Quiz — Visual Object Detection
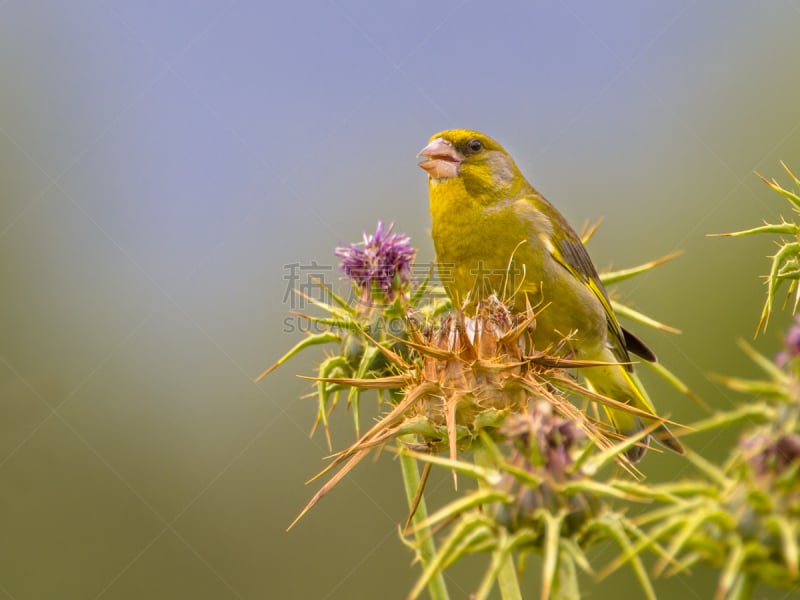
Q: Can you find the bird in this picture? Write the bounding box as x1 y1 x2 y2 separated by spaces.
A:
417 129 683 461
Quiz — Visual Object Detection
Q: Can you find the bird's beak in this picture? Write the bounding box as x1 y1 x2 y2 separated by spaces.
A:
417 138 463 180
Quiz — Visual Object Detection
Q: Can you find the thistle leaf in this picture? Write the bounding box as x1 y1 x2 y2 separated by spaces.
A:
709 222 800 237
765 515 800 578
715 538 745 600
596 517 657 600
599 251 682 286
408 517 493 600
540 510 567 600
255 331 341 381
756 172 800 211
611 300 680 334
642 360 707 410
402 450 498 487
759 241 800 333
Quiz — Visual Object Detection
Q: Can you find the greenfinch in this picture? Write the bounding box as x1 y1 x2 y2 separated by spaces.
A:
417 129 683 461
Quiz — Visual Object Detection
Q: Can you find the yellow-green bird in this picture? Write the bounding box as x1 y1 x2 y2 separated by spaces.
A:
417 129 683 461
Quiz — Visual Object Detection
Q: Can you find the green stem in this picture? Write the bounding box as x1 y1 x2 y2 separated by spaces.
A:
728 573 756 600
553 550 579 600
496 554 523 600
473 441 524 600
398 441 450 600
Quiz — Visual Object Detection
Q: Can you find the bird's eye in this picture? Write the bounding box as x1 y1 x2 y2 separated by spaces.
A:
468 139 482 153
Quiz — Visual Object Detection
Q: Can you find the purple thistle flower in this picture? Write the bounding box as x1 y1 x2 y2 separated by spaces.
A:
335 221 416 304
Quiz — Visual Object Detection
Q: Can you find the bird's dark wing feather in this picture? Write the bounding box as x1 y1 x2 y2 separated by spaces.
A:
622 327 657 362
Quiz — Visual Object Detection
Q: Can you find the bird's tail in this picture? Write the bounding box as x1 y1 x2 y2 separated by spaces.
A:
584 360 684 462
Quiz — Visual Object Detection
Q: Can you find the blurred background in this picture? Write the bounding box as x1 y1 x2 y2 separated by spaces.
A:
1 1 800 598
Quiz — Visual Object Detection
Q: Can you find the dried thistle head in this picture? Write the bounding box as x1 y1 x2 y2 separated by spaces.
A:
409 297 532 450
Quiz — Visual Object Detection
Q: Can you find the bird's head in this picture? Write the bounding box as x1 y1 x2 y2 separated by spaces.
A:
417 129 523 196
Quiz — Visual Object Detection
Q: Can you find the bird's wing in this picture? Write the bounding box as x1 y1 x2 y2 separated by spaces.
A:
527 194 633 366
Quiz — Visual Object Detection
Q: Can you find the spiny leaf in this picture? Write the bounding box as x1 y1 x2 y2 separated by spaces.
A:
611 300 681 334
408 517 494 600
293 287 355 317
715 538 745 600
578 420 657 476
495 460 543 490
612 480 696 503
709 221 800 237
765 515 800 578
290 382 440 528
287 444 373 531
255 331 341 381
780 160 800 187
683 449 731 488
655 508 734 576
599 251 682 286
553 376 684 426
409 490 509 536
759 241 800 333
737 339 792 384
756 171 800 211
580 217 604 245
290 312 360 331
403 460 432 534
402 449 499 487
304 276 358 314
594 517 657 600
540 509 567 600
708 375 785 398
409 262 435 307
559 479 652 502
632 497 706 528
642 360 708 410
474 530 522 600
313 355 351 449
299 373 411 389
559 538 593 576
685 404 774 436
349 344 381 436
598 511 683 578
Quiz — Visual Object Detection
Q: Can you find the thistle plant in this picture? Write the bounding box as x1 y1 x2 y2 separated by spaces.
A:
631 166 800 599
261 220 703 598
711 161 800 334
628 326 800 600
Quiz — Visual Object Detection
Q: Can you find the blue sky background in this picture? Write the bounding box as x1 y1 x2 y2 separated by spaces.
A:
2 1 800 598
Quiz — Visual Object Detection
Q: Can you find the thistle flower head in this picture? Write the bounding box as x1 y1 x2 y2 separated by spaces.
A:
493 403 596 534
742 431 800 477
503 401 584 480
335 221 416 305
